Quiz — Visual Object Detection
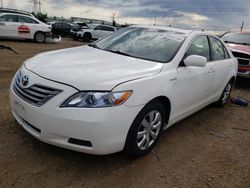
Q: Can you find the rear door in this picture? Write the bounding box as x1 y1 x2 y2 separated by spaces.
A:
92 25 103 39
100 26 115 37
0 14 19 38
17 15 39 39
209 36 233 95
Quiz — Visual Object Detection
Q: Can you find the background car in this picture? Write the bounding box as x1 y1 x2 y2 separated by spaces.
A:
51 21 78 37
0 9 51 43
75 24 116 41
70 21 88 39
221 32 250 78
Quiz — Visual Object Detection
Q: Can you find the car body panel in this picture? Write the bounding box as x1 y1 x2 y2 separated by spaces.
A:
25 45 164 90
0 13 51 40
10 26 238 155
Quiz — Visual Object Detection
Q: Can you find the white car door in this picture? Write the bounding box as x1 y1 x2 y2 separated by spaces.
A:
91 25 102 39
99 26 114 38
208 36 233 95
16 15 36 39
0 14 19 38
170 35 214 123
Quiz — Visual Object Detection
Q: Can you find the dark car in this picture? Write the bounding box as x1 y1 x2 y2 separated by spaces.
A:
51 22 77 37
221 32 250 78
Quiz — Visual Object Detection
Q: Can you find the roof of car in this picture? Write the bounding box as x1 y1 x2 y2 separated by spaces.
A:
0 8 33 17
130 25 194 35
224 31 250 35
0 12 34 18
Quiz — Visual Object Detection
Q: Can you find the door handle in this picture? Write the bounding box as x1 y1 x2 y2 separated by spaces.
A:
208 68 215 73
169 77 178 81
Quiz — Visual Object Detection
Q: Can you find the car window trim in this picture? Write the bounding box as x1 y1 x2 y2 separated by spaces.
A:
1 14 18 22
208 35 231 61
178 34 211 67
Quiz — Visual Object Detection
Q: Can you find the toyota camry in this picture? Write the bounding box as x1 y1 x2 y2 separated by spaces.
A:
10 26 238 157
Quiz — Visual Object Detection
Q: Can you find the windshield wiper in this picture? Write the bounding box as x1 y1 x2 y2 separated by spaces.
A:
108 50 134 57
88 43 100 49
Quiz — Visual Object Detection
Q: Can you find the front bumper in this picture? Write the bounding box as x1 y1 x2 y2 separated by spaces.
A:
9 69 142 155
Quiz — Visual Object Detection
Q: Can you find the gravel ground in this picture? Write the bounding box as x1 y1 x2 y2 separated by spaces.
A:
0 38 250 188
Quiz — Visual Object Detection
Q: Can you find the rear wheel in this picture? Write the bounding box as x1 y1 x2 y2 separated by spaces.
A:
34 32 46 43
215 80 233 107
124 100 166 157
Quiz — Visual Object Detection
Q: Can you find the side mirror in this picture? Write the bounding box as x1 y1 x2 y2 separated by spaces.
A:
184 55 207 67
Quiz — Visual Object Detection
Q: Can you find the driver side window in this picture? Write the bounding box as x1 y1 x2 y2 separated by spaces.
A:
185 35 210 61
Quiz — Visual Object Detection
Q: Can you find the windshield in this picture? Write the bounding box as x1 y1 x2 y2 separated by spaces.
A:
92 27 187 63
222 33 250 45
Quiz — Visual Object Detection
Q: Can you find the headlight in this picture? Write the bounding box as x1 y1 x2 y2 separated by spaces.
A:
61 91 132 108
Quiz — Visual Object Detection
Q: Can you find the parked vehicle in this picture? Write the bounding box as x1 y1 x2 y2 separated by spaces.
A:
75 24 116 41
70 22 88 39
10 26 237 157
221 32 250 78
51 21 77 37
0 9 51 43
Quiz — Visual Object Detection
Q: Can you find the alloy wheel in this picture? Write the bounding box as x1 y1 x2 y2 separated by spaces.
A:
222 82 232 104
137 110 162 150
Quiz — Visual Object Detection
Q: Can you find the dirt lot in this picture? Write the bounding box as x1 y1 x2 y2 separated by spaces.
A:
0 38 250 188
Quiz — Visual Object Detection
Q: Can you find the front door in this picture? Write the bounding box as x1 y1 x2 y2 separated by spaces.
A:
170 35 214 123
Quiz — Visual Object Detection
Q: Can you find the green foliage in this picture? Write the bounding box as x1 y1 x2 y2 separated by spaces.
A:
32 12 48 23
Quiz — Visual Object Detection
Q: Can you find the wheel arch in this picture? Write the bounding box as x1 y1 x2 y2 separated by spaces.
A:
83 32 92 38
148 96 171 124
33 30 45 37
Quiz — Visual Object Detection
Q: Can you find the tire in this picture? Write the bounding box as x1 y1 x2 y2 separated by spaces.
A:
82 33 92 42
215 79 234 107
34 32 46 43
124 100 166 157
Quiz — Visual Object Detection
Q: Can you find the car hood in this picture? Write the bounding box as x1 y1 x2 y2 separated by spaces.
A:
227 43 250 54
25 46 163 90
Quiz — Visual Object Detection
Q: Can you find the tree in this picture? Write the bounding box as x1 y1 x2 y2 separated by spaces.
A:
112 20 116 27
32 12 48 23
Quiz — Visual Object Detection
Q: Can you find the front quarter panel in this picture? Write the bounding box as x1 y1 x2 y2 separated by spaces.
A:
113 63 176 108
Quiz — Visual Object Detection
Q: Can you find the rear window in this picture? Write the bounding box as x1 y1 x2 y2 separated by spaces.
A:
94 27 188 63
18 15 38 24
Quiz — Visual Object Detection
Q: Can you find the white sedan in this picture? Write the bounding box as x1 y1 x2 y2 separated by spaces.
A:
9 26 237 157
0 12 51 43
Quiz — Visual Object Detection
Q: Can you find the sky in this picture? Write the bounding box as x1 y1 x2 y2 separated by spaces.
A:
7 0 250 31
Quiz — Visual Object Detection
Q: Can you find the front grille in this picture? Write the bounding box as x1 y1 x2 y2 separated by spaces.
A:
232 51 250 66
13 72 62 107
238 58 250 66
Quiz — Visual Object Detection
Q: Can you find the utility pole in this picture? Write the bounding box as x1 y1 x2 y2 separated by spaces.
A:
240 21 244 31
154 16 156 26
32 0 41 13
111 12 116 26
38 0 41 13
0 0 3 8
8 0 17 9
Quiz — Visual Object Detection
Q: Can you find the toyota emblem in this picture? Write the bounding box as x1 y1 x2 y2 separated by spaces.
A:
21 75 29 87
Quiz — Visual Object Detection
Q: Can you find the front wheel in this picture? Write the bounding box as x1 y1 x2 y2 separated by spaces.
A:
215 80 233 107
34 32 46 43
124 100 166 157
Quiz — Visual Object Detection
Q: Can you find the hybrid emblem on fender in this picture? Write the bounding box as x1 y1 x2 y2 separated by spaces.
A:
21 75 29 87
